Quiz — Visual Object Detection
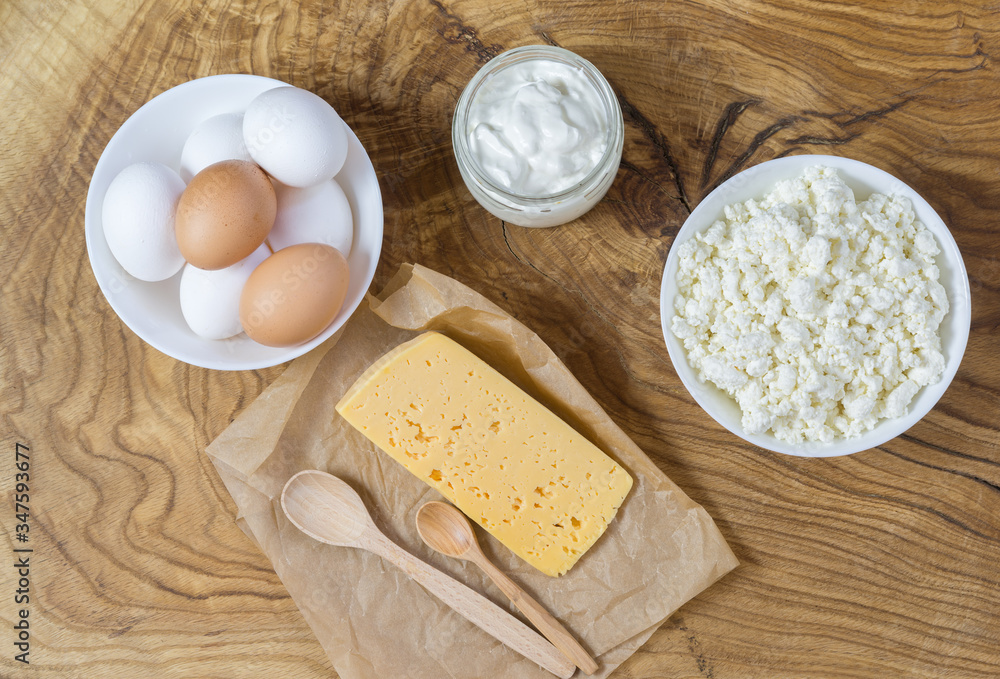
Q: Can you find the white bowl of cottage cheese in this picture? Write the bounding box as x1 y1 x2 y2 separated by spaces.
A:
660 155 971 457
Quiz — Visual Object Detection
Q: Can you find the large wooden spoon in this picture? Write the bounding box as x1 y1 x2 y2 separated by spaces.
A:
415 501 599 675
280 470 575 679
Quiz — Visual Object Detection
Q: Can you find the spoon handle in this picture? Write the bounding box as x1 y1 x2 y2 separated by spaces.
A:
474 555 599 675
363 533 576 679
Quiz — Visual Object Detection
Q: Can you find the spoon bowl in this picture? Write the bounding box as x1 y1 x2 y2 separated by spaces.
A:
281 470 372 546
415 500 478 559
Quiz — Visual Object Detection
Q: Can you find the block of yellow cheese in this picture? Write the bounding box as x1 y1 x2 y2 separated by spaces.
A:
335 331 633 577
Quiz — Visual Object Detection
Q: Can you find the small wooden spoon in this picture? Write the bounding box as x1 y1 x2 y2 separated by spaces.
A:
416 501 599 675
280 470 575 679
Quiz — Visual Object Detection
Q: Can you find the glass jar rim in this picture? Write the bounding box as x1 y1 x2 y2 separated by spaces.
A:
452 44 624 204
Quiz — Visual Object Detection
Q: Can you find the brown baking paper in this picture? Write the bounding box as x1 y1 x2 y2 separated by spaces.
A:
206 263 738 679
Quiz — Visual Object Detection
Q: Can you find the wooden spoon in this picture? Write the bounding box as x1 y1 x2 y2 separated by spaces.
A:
280 470 575 679
416 501 599 675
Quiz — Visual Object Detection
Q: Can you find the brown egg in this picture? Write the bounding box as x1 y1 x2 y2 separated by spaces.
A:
175 159 276 270
239 243 351 347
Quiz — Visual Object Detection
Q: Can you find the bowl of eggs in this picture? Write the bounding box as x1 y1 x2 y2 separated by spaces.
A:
85 74 383 370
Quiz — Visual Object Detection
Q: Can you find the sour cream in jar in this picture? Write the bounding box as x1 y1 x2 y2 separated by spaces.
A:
453 45 624 227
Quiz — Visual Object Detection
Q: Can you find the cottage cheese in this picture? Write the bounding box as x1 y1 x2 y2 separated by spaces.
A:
671 166 949 443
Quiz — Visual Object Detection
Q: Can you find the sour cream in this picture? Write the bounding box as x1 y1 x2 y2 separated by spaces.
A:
466 59 609 196
453 45 623 227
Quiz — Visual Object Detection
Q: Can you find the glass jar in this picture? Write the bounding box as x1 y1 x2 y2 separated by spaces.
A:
452 45 624 228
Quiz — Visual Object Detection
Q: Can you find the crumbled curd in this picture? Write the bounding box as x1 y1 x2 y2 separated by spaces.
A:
671 166 949 443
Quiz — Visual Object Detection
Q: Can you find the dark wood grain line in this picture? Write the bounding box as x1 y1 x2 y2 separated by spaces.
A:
880 448 1000 493
881 447 1000 499
618 158 687 204
671 618 717 678
761 450 1000 544
715 538 1000 640
720 579 999 657
899 432 1000 469
677 603 1000 678
709 114 803 192
931 44 989 74
873 448 1000 542
773 146 801 159
536 30 692 214
536 30 558 48
705 96 916 192
429 0 503 63
785 133 861 146
617 95 693 213
804 97 913 128
500 222 559 287
927 390 1000 438
727 497 1000 590
701 99 761 189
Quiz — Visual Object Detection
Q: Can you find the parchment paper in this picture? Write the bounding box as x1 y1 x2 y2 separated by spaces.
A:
206 263 738 679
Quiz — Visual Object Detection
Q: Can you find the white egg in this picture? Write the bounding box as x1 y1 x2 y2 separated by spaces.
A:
267 179 354 256
102 162 186 282
179 113 253 182
243 86 348 188
179 244 270 340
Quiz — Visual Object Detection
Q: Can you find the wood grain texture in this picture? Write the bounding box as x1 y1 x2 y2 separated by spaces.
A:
1 0 998 677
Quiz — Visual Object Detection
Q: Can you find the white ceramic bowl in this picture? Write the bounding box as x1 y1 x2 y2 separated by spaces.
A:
659 155 971 457
85 74 383 370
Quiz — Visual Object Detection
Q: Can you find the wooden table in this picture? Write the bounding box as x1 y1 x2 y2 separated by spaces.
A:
3 1 998 676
